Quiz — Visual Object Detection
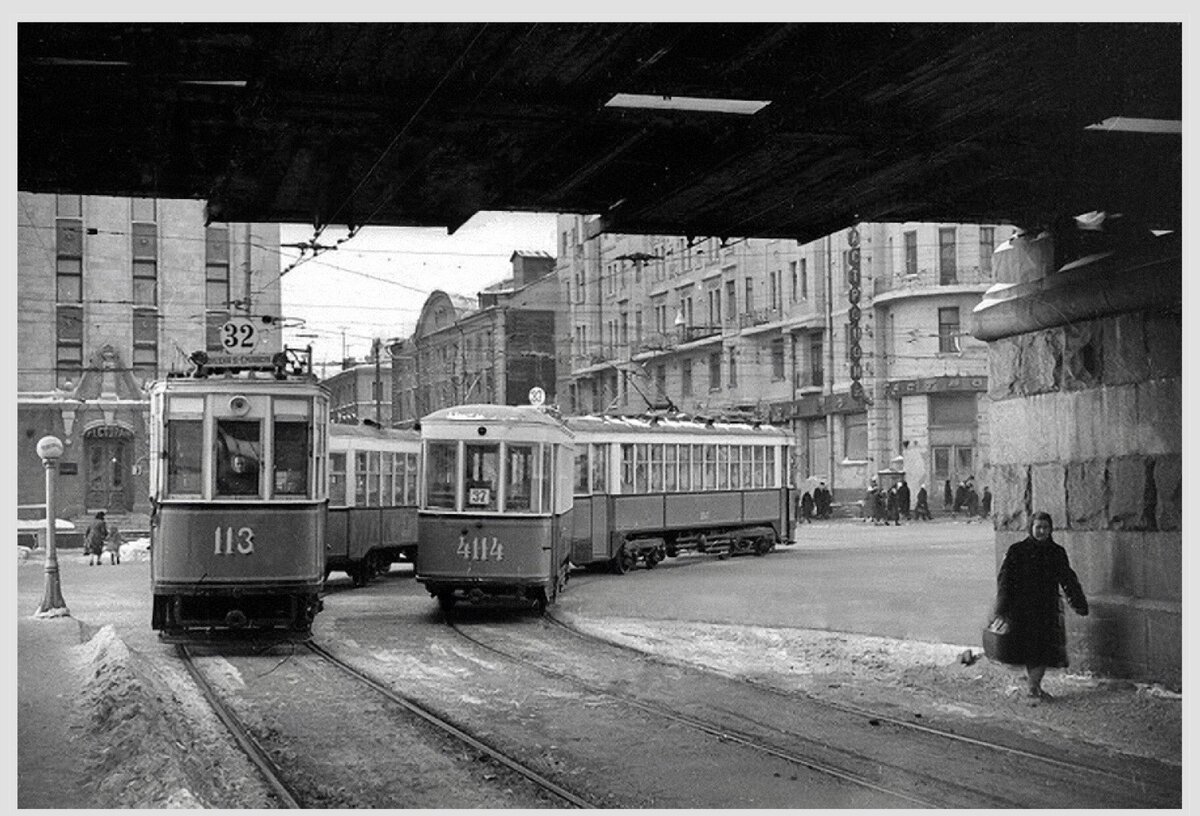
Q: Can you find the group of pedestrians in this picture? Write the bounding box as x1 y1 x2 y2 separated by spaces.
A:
795 482 832 524
944 477 992 521
83 510 122 566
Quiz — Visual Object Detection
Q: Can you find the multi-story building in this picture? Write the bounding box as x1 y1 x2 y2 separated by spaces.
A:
17 192 282 521
389 251 560 424
556 215 1015 504
324 356 393 426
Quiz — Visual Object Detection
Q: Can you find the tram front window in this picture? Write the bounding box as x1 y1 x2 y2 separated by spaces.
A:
425 442 457 509
505 444 534 511
216 420 262 496
464 442 499 511
273 421 310 496
166 420 202 495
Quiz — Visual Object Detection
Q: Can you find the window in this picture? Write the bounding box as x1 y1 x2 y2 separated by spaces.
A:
56 305 83 383
652 294 667 334
574 450 589 494
505 444 535 511
745 277 754 312
938 307 961 353
904 231 918 276
771 338 785 380
206 226 231 350
800 258 808 300
634 443 649 493
650 444 665 492
132 309 158 382
330 453 347 505
425 442 458 509
805 420 828 479
166 420 203 496
215 419 261 497
809 336 824 387
591 444 608 493
980 227 995 275
844 412 868 460
665 444 678 491
728 347 738 387
681 359 693 397
929 393 977 427
769 269 780 309
56 218 83 303
939 227 957 284
273 421 310 496
404 452 419 505
789 260 799 303
708 351 721 391
725 278 737 320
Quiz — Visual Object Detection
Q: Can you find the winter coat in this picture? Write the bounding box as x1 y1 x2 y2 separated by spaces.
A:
897 482 911 514
84 520 107 556
993 536 1089 667
800 492 814 518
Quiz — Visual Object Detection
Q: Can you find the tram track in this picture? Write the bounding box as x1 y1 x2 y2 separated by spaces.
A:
176 640 596 808
544 613 1181 807
447 615 1178 809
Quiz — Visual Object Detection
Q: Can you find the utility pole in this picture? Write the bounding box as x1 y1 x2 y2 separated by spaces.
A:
373 337 382 425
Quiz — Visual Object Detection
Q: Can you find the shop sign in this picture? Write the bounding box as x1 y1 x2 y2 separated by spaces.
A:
884 376 987 396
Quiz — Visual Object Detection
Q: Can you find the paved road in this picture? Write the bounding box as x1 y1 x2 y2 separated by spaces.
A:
556 517 1001 646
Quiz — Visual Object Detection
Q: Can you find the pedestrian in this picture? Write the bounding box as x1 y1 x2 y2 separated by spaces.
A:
897 479 911 521
914 483 932 520
104 523 122 565
873 485 887 525
943 479 953 511
981 486 993 519
953 481 966 516
815 482 830 519
800 490 814 524
84 511 108 566
991 511 1089 701
966 483 980 520
886 484 901 525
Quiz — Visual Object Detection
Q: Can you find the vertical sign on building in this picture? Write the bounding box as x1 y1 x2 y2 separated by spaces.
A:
846 226 867 403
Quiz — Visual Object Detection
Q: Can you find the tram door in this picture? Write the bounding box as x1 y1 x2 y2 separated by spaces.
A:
85 429 132 511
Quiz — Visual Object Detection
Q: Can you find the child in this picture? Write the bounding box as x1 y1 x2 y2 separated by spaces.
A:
103 523 122 565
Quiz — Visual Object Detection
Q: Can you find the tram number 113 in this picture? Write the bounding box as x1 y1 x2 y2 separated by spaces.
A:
457 535 503 562
214 526 256 555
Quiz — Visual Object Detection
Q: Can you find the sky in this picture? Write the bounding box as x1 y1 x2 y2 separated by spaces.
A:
277 211 558 379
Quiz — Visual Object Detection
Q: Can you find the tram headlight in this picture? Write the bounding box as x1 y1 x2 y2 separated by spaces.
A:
229 395 251 415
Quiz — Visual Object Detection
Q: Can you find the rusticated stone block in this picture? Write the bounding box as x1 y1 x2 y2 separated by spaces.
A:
1071 599 1148 678
990 464 1029 531
1107 532 1145 597
1139 531 1182 602
1137 378 1182 456
1066 460 1107 530
1146 606 1182 690
1019 328 1063 395
1106 456 1151 531
1153 454 1181 532
1030 462 1065 523
987 337 1021 401
1062 321 1104 391
1143 308 1181 381
1102 312 1149 386
1054 530 1109 598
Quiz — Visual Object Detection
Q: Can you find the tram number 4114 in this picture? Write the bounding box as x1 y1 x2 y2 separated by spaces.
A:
214 526 256 555
457 535 503 562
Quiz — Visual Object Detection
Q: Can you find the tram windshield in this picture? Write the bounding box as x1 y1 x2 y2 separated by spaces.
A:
273 421 309 495
216 420 261 496
166 420 203 495
423 439 550 512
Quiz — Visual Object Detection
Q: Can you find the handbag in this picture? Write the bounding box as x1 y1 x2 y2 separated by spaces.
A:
981 615 1020 664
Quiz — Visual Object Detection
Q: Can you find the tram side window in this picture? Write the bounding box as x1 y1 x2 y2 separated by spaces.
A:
717 445 730 490
541 444 553 512
690 444 703 491
425 442 457 509
665 444 678 492
741 445 753 489
330 453 347 505
273 421 310 496
766 446 776 488
620 444 635 493
355 452 368 507
166 420 202 495
391 453 404 505
465 442 499 511
703 444 717 490
573 450 589 495
730 445 742 489
405 452 419 505
634 443 649 493
591 444 608 493
505 444 534 512
678 444 692 491
216 420 262 496
650 443 664 492
368 451 381 507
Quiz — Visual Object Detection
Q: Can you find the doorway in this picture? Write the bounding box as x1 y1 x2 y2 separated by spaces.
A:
85 431 132 511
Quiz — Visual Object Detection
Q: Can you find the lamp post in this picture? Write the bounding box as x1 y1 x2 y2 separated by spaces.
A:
33 435 70 619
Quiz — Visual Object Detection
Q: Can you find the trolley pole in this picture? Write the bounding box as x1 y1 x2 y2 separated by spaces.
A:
33 435 70 619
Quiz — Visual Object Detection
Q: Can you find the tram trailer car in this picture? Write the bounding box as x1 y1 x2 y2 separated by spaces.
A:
564 414 795 572
326 424 420 586
148 354 330 638
416 404 575 612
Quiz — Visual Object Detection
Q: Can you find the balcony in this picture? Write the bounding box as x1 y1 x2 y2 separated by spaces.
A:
873 266 993 298
738 306 783 331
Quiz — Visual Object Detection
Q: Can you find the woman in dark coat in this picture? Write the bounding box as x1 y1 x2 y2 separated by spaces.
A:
992 511 1089 699
84 511 108 567
799 491 814 523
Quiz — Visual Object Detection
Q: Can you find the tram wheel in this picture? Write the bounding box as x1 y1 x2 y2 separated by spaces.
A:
612 546 637 575
753 536 770 556
351 563 370 587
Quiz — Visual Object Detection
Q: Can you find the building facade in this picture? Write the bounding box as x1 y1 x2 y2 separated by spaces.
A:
389 251 560 424
556 215 1015 504
17 192 282 521
324 357 393 426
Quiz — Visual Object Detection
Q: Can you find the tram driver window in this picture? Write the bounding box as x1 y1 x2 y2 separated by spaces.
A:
166 420 202 495
465 442 499 511
505 444 534 511
425 442 457 509
216 419 261 496
273 421 310 496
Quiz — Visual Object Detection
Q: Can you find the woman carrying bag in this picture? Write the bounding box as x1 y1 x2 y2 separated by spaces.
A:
987 511 1089 700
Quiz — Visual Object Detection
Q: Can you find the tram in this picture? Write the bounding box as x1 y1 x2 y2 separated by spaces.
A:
326 423 420 586
564 413 794 572
415 401 575 612
148 349 329 637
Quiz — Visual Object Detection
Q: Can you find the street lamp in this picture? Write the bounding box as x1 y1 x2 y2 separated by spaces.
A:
33 435 70 619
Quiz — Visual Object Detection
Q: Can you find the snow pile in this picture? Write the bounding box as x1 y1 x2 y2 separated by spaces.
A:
119 537 151 562
71 625 275 808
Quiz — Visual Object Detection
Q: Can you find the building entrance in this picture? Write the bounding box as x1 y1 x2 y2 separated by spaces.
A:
85 428 133 511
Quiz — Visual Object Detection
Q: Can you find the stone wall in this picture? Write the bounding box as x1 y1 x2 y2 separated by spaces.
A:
986 306 1181 687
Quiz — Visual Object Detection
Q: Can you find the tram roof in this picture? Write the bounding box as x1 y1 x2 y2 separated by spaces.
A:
420 404 574 436
329 423 420 442
564 414 792 439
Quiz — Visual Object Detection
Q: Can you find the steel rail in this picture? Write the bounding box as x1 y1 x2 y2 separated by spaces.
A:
175 644 303 809
447 620 948 809
544 614 1180 807
303 641 596 809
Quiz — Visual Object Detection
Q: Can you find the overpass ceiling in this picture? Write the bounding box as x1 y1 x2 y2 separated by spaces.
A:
18 23 1182 241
